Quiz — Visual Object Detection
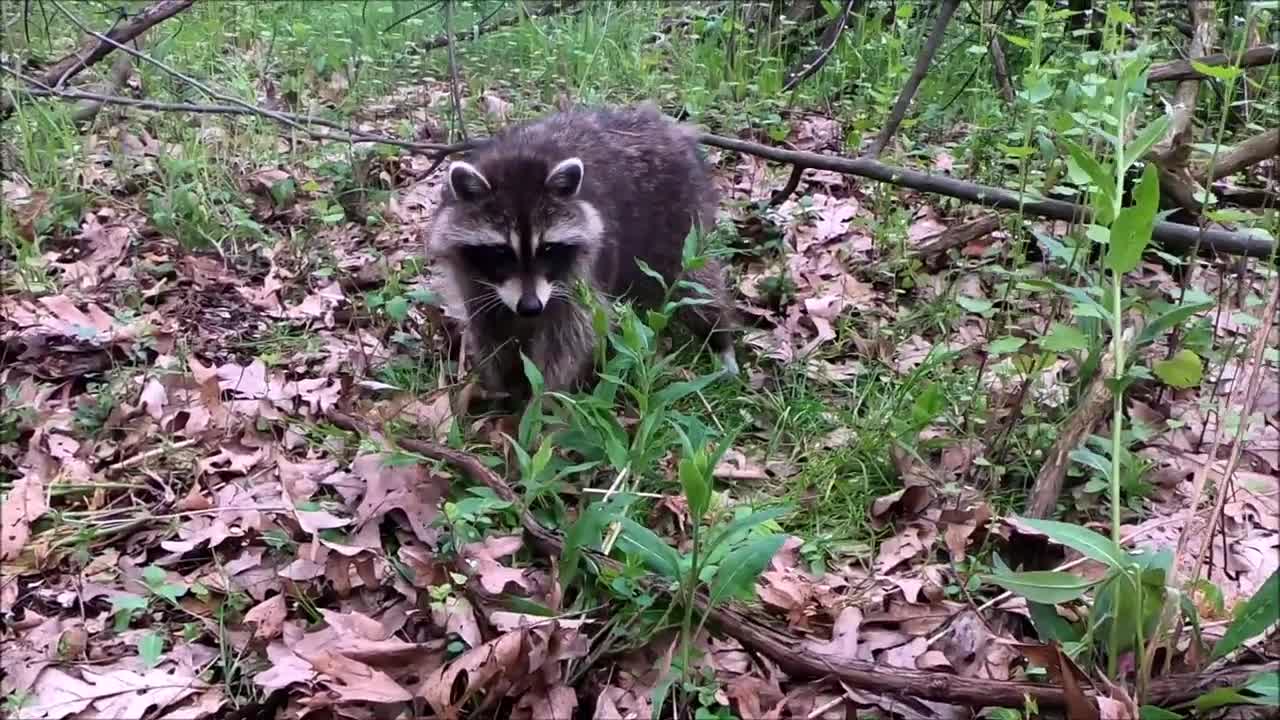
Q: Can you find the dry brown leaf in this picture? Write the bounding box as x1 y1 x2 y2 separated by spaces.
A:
514 684 578 720
1 475 48 562
351 453 445 544
22 665 209 720
418 622 586 719
460 535 536 595
803 606 862 660
295 648 412 704
244 594 287 642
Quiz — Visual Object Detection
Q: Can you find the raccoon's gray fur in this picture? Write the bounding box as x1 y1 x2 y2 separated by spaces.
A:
426 103 737 408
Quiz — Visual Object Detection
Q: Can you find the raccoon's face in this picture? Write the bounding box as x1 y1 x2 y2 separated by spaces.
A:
435 155 603 318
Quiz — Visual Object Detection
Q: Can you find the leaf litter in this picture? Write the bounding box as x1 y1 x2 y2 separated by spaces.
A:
0 89 1276 720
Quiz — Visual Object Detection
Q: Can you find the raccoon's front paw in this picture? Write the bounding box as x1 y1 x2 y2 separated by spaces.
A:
718 347 740 377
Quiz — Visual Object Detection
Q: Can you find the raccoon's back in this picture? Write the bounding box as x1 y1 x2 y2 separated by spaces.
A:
498 105 719 298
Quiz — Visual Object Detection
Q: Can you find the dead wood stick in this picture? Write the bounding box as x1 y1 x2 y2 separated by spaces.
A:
768 164 806 207
911 214 1002 262
781 0 863 92
1151 1 1218 217
1148 44 1278 82
1160 2 1217 160
443 0 467 142
697 133 1277 259
1197 127 1280 184
421 0 580 51
866 0 960 157
0 0 193 121
988 34 1015 105
1025 336 1124 519
322 411 1268 710
0 68 461 155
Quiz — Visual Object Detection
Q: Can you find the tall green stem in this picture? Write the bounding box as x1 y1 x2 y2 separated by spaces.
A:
1108 72 1128 548
1109 272 1124 546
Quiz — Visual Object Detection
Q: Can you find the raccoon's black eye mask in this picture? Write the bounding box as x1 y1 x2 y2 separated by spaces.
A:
459 245 517 273
537 242 575 262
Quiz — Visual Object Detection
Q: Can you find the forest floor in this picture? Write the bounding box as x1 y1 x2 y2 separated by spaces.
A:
2 2 1278 719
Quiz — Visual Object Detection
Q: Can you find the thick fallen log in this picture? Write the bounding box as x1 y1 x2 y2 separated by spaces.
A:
698 133 1276 259
0 0 194 121
1148 45 1278 82
323 412 1270 712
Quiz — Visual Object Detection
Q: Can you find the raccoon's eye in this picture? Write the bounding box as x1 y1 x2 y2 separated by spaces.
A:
537 243 575 261
461 245 517 268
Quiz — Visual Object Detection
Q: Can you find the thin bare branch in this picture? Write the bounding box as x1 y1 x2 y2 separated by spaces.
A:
865 0 960 157
1188 276 1280 581
421 0 581 51
444 0 468 142
0 67 463 155
0 0 194 121
781 0 862 93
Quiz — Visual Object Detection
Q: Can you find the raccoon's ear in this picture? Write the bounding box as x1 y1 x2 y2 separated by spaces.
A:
545 157 584 198
448 161 491 203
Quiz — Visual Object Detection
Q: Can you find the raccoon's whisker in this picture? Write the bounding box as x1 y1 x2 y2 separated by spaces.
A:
468 290 507 316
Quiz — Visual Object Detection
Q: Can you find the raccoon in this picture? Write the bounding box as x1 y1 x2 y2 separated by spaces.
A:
426 104 738 409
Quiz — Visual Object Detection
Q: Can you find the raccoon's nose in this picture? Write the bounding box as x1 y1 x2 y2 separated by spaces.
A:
516 295 543 317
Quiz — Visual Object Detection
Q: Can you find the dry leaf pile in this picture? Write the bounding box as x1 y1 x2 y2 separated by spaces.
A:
2 97 1277 720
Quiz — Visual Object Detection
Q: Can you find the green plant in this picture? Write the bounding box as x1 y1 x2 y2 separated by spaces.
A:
977 43 1279 714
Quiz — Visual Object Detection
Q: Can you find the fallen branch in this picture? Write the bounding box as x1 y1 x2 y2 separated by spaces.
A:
988 34 1015 105
768 165 806 207
0 0 193 121
1151 1 1217 217
421 0 580 51
1197 127 1280 184
866 0 960 157
1148 44 1278 82
10 77 1270 260
698 132 1277 259
0 75 461 155
1024 332 1128 519
1157 1 1217 165
912 214 1002 263
4 21 1274 264
781 0 862 93
322 411 1270 711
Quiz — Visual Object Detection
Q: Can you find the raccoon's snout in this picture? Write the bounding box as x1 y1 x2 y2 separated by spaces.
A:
516 293 543 317
497 275 552 317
